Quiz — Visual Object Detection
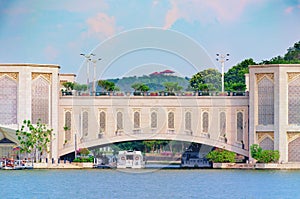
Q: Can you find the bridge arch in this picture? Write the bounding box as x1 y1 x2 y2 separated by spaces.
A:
59 133 249 158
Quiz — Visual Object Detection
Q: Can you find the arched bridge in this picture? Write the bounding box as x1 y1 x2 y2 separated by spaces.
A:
58 94 250 158
59 132 249 157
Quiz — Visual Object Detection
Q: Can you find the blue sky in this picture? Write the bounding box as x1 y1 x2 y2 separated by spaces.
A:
0 0 299 80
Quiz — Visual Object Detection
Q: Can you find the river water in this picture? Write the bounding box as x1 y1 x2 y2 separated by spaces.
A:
1 169 300 199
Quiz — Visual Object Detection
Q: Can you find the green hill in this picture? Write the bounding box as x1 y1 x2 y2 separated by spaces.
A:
106 74 190 92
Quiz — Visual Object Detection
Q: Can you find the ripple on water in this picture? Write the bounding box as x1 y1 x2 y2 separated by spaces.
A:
1 169 300 199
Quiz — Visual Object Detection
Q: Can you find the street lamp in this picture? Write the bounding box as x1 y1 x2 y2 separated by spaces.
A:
80 53 95 93
216 53 229 93
89 58 101 94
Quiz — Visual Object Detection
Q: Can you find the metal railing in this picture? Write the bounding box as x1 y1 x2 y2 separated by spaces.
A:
61 91 249 97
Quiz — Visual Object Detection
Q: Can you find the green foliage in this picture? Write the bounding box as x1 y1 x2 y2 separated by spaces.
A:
189 68 221 91
260 41 300 64
107 74 189 92
16 119 53 161
224 58 256 91
77 148 90 156
110 140 189 154
250 144 262 160
62 82 74 91
73 83 88 91
163 82 182 92
98 80 119 91
250 144 280 163
206 148 236 163
131 83 150 92
73 156 94 163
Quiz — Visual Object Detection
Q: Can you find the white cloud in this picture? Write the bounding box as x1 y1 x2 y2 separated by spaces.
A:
84 12 120 39
163 0 268 29
285 6 294 14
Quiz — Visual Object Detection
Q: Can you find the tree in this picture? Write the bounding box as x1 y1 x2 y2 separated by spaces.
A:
62 82 74 91
131 83 150 92
73 83 88 91
224 58 256 91
163 82 182 92
260 41 300 64
206 148 236 163
98 80 119 91
140 84 150 92
250 144 280 163
131 83 142 91
189 72 204 90
16 119 53 162
190 68 221 91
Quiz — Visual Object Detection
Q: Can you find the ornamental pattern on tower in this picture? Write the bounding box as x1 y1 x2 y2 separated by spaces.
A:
257 75 274 125
31 74 51 124
0 74 18 124
288 74 300 124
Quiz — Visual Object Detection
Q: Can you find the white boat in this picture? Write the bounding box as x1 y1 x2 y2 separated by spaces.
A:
117 151 145 169
14 159 34 170
181 144 212 168
1 158 33 170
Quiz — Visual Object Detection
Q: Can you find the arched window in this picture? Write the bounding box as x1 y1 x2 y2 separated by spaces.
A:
117 112 123 130
202 112 209 133
258 77 274 125
288 76 300 124
99 111 106 133
0 76 17 124
134 111 140 128
237 112 243 142
82 111 88 136
185 112 192 131
168 112 175 129
32 76 49 124
64 111 71 142
220 112 226 136
151 111 157 129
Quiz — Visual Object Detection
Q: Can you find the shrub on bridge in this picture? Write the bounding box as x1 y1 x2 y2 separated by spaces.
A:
73 156 94 163
77 148 90 156
206 149 236 163
250 144 280 163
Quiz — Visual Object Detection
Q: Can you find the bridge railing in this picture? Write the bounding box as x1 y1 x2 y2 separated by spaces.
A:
61 91 249 97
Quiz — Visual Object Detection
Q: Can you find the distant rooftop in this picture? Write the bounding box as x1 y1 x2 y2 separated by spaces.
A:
150 69 175 76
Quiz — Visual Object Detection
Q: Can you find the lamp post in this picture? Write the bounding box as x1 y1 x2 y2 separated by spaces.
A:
80 53 95 93
216 53 229 93
89 58 101 94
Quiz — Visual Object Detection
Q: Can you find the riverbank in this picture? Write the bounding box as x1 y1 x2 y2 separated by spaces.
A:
30 162 300 170
213 162 300 170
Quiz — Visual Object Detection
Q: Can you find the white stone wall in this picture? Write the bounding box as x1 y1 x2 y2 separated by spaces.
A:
0 63 60 160
249 64 300 162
